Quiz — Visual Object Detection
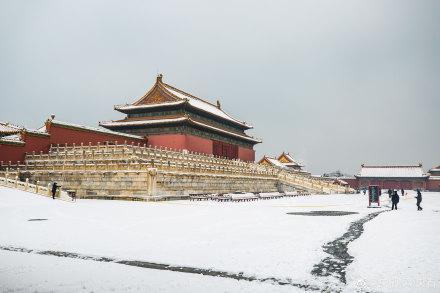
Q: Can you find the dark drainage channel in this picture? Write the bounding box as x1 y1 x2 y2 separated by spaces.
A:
311 210 387 284
28 219 48 221
0 245 321 291
287 211 359 216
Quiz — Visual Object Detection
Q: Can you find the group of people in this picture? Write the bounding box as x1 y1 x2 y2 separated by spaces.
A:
387 188 423 211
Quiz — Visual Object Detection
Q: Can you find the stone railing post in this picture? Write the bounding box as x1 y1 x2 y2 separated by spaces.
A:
147 168 157 196
25 178 29 191
47 183 51 196
14 176 18 188
36 181 40 194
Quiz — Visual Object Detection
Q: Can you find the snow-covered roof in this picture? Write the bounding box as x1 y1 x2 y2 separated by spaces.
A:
0 133 25 145
333 179 349 185
357 165 427 178
100 117 261 143
118 76 252 129
278 152 303 167
267 157 286 168
0 122 22 135
100 117 187 127
162 83 251 128
50 119 144 140
0 134 22 142
260 157 287 169
0 122 48 138
429 166 440 172
115 101 186 111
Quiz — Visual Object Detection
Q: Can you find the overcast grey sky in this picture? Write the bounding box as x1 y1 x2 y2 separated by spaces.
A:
1 0 439 174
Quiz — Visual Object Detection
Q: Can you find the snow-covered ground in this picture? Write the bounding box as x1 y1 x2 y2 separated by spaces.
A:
346 192 440 293
0 186 439 292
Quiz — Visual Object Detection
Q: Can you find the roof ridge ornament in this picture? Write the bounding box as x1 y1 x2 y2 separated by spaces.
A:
156 74 163 83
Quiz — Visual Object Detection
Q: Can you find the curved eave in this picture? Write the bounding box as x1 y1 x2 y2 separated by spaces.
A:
0 130 21 136
114 101 186 113
99 117 188 128
115 100 253 130
187 118 261 144
100 117 261 144
25 130 50 137
0 139 25 146
183 102 253 130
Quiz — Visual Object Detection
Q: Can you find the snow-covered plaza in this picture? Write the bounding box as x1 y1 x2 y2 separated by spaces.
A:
1 187 439 292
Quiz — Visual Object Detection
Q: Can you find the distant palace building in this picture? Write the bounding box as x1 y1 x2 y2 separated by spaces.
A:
258 152 304 172
355 164 429 190
321 164 440 191
100 75 261 161
428 165 440 191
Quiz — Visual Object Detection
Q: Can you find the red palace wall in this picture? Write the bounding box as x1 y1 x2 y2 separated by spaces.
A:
0 143 26 165
0 133 50 165
22 133 51 155
1 121 256 165
238 146 255 162
146 133 255 161
1 122 146 165
358 179 427 190
186 135 213 155
147 134 193 152
427 179 440 191
47 123 145 146
343 178 359 189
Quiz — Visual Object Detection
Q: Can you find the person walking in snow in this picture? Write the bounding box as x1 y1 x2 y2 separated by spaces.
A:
391 190 399 210
415 189 423 211
51 182 58 199
401 188 405 197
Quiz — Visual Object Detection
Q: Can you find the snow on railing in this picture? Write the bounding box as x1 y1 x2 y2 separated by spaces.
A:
0 173 71 202
0 141 353 194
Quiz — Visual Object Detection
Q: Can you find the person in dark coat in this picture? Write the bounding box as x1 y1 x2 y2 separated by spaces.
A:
391 190 399 210
401 189 405 196
388 189 392 198
51 182 58 199
416 189 423 211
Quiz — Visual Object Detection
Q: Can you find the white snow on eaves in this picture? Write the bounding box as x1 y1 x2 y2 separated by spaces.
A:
162 84 252 128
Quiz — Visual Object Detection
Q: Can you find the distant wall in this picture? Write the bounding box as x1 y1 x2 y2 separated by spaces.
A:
22 132 51 155
47 122 145 146
0 120 147 165
0 132 50 164
0 142 26 164
357 178 427 190
343 178 359 189
427 179 440 191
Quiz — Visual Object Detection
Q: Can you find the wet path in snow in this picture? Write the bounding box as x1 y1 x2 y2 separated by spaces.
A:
0 245 321 291
311 210 387 284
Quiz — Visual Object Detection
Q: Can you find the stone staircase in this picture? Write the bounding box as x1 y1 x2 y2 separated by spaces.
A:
0 172 72 201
